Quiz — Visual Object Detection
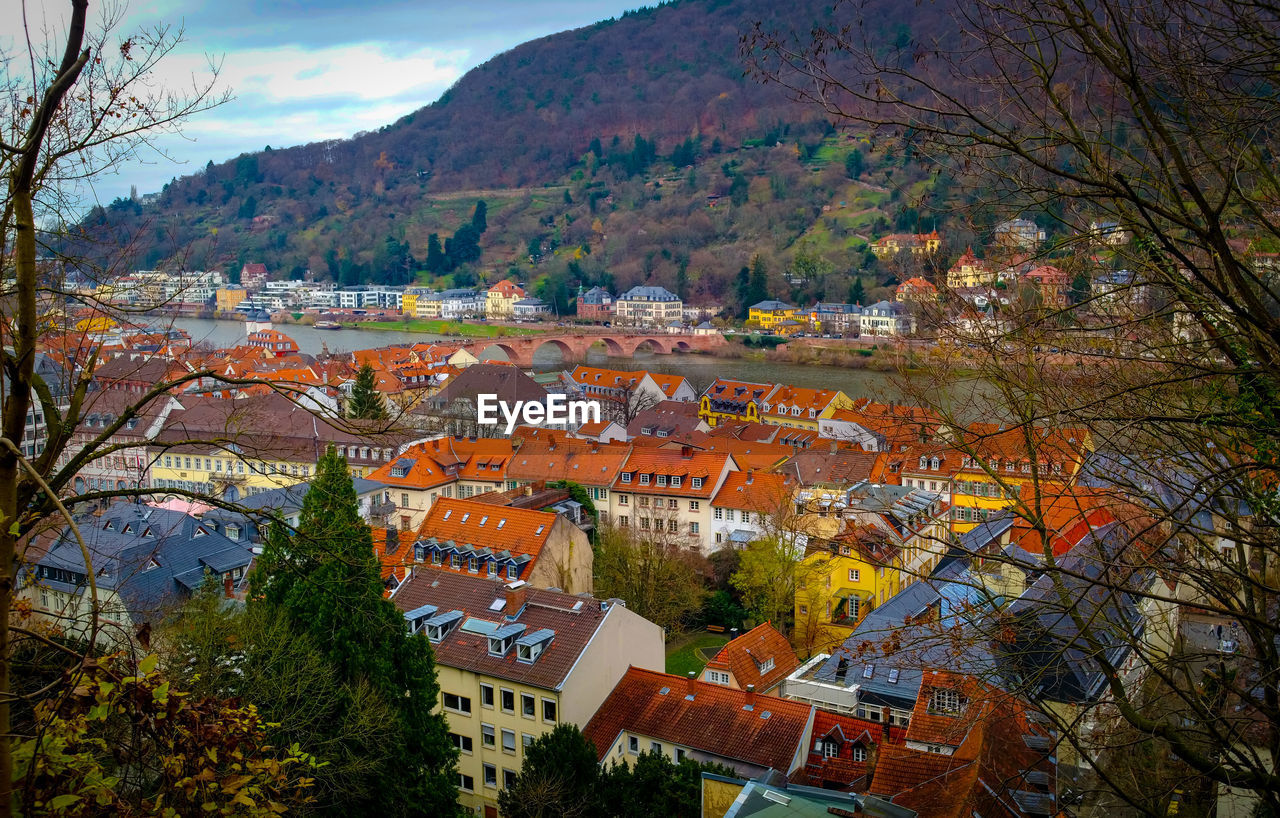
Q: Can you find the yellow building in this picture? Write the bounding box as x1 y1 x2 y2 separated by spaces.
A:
416 293 444 319
747 300 797 330
486 280 526 319
871 230 942 258
393 571 664 817
946 247 995 289
216 286 247 313
698 379 774 428
758 385 853 431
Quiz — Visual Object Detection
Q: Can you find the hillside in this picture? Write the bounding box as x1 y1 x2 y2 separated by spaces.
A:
74 0 978 311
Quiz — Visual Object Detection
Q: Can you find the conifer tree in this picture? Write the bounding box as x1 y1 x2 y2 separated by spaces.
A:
347 362 388 420
472 199 488 233
251 447 458 816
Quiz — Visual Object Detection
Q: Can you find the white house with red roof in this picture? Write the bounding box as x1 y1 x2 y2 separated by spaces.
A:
607 446 738 552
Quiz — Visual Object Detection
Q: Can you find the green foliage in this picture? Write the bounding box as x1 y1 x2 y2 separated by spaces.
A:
346 363 388 420
425 233 446 274
13 654 318 817
472 199 488 233
593 525 706 633
844 148 864 179
849 275 865 305
498 725 733 818
730 536 801 633
547 480 599 530
702 589 747 630
746 255 769 309
251 447 459 816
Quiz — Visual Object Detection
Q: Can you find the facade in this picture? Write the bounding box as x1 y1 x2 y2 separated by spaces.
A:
870 231 942 258
1022 265 1069 308
215 286 248 313
700 623 800 693
486 280 526 319
363 437 517 530
859 301 915 337
759 385 852 431
614 286 682 327
608 446 738 553
391 570 664 817
708 470 791 549
511 297 551 321
805 303 863 335
945 247 995 289
699 378 775 427
994 218 1046 250
895 277 937 303
577 286 614 321
246 328 300 357
747 300 797 331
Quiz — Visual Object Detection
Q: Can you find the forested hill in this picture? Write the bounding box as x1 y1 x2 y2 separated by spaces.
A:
78 0 964 306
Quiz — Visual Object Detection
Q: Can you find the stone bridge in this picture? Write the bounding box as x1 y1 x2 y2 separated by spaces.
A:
462 332 725 368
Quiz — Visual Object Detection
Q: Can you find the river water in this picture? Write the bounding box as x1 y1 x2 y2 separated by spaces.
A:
173 318 914 401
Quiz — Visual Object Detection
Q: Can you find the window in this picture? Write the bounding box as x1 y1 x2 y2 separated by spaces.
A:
692 478 703 489
458 774 474 792
628 736 639 754
848 568 861 582
650 741 662 754
714 508 723 520
500 688 515 713
621 473 632 483
481 724 496 748
929 689 967 715
671 477 682 488
690 522 699 534
667 519 678 533
639 474 650 485
689 500 699 511
618 494 629 505
521 693 536 718
675 747 687 762
522 733 535 749
502 728 516 753
639 496 650 507
823 740 839 758
639 517 650 530
449 732 473 753
482 762 498 789
507 564 519 580
442 693 471 714
480 683 494 708
667 498 678 509
503 768 518 791
542 698 557 723
705 670 730 684
851 746 867 762
657 475 667 487
618 515 630 527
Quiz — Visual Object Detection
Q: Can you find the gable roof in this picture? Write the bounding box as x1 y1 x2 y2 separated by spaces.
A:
711 471 791 513
415 497 557 561
703 622 800 691
581 667 813 771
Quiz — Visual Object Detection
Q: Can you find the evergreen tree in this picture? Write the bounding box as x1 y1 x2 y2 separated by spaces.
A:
845 147 864 179
251 448 459 816
450 223 483 266
426 233 446 274
735 265 751 318
347 363 389 420
498 724 605 818
472 199 488 234
746 254 769 308
849 275 866 305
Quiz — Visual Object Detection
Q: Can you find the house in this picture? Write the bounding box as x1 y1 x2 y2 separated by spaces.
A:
583 667 816 779
417 363 550 437
564 366 695 423
408 497 593 594
62 391 180 494
364 436 518 530
577 286 614 321
486 280 526 319
1021 265 1069 308
215 286 247 313
22 504 253 645
391 570 664 817
870 231 943 258
699 378 776 427
608 446 739 553
709 470 792 549
994 218 1045 250
759 385 853 431
945 248 995 290
701 623 800 693
502 438 630 520
200 476 391 549
246 328 300 357
748 300 797 331
805 302 863 335
1091 269 1147 315
627 400 708 441
1089 220 1130 246
705 775 911 818
614 285 683 327
571 419 627 444
895 277 937 303
859 301 915 337
512 297 551 321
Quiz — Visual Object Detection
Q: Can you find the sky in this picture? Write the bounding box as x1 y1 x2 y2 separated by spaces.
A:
3 0 643 207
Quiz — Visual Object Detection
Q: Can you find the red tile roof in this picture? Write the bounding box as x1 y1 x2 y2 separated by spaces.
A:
415 497 556 560
703 623 800 692
615 448 735 497
391 567 611 690
581 667 813 772
710 471 791 514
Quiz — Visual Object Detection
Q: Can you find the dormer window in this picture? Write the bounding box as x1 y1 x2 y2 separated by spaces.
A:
487 624 526 657
928 689 968 716
621 473 633 484
792 407 801 417
671 476 682 488
691 478 703 489
919 456 927 469
657 475 667 487
515 629 554 663
225 524 241 541
424 610 463 643
639 474 650 485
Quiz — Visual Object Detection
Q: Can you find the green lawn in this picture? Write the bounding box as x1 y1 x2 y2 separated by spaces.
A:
665 631 731 678
360 320 544 337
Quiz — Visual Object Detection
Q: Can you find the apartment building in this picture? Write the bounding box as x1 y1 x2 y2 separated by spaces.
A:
486 280 526 319
364 437 517 530
608 446 738 553
758 385 853 431
614 286 682 327
392 571 664 817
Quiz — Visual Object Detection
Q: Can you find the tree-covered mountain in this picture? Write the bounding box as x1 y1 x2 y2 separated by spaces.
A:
76 0 972 309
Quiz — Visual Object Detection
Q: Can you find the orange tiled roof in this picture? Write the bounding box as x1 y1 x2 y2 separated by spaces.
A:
615 448 734 497
581 667 813 772
645 372 691 398
415 497 556 561
703 623 800 692
710 471 791 513
762 385 844 416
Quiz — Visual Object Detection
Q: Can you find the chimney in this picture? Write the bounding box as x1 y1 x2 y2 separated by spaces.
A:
881 706 892 742
680 445 693 459
686 671 697 696
835 655 849 681
504 581 528 618
746 469 754 485
223 573 234 599
745 684 756 708
385 527 398 556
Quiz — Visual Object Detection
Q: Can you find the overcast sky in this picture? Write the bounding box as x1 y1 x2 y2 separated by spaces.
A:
4 0 641 206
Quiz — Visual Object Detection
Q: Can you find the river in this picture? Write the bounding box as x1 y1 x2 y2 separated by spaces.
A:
173 318 916 401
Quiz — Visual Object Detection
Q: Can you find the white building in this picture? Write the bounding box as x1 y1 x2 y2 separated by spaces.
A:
614 286 683 327
859 301 914 337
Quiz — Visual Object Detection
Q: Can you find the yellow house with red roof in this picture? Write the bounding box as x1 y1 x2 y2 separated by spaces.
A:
364 437 517 530
699 378 776 427
759 385 853 431
486 280 526 319
607 446 738 553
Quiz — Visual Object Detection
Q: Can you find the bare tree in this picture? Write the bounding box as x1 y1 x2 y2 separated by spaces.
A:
745 0 1280 811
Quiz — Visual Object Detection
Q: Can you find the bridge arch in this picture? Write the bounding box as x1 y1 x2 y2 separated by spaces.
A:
473 342 522 363
628 336 671 355
531 338 576 364
672 339 693 351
